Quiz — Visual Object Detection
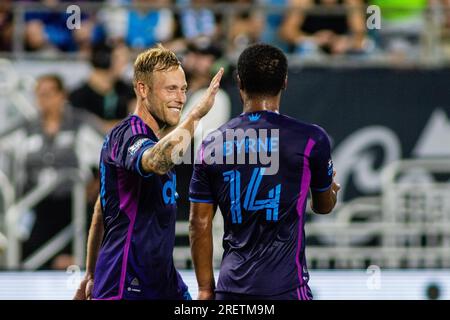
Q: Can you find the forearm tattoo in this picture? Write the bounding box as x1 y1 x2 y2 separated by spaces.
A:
144 135 187 174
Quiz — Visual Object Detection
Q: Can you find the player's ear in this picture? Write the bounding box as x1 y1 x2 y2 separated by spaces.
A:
136 81 148 99
237 75 243 90
282 76 287 90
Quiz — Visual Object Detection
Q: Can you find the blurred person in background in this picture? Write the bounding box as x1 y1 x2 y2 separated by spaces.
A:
369 0 427 61
279 0 366 56
442 0 450 31
437 0 450 59
177 0 221 41
22 74 102 270
257 0 290 51
22 0 98 56
0 1 13 52
69 42 134 209
182 41 228 96
226 0 265 56
175 41 231 222
167 0 222 54
96 0 175 51
69 41 135 134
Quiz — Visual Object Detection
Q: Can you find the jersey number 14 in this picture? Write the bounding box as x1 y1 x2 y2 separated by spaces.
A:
223 167 281 224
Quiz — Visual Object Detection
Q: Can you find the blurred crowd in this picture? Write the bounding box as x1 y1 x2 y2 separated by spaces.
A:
1 0 450 61
2 0 450 270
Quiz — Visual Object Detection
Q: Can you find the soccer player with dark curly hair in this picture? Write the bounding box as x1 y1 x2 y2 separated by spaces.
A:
189 43 340 300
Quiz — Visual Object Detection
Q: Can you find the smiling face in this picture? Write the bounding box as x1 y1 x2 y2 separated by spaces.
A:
145 66 187 127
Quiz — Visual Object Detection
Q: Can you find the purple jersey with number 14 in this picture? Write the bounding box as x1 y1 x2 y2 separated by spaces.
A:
189 110 333 299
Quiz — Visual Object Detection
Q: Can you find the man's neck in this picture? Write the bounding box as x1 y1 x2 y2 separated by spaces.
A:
42 105 63 123
241 92 281 114
134 101 164 139
41 105 64 136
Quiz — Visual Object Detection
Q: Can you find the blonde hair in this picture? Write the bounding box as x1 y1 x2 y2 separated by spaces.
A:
133 44 181 87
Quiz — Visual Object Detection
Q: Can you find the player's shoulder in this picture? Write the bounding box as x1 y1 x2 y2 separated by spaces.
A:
200 116 241 145
217 115 242 132
108 115 132 140
102 115 156 161
109 114 152 141
100 116 129 153
277 113 329 138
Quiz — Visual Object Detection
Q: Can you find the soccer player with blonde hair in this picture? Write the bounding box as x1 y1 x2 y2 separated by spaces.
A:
74 44 223 300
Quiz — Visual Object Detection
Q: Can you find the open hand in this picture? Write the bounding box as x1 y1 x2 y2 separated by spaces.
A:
191 67 224 120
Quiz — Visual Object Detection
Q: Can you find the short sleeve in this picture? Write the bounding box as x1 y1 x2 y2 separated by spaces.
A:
309 127 333 192
113 132 156 178
189 145 214 203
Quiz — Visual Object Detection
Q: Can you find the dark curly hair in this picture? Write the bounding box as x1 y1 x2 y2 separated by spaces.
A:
237 43 288 97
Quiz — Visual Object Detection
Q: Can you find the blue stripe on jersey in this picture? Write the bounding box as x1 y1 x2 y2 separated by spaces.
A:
310 183 332 192
100 162 106 207
135 141 156 178
189 197 214 203
223 170 242 224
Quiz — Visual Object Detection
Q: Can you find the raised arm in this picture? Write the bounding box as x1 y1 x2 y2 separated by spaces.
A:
141 68 224 175
73 196 104 300
189 202 216 300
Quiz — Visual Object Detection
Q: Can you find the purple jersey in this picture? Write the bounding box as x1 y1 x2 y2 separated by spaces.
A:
93 115 189 300
189 110 333 298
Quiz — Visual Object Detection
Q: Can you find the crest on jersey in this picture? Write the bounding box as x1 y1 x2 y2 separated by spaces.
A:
249 113 261 122
327 159 333 176
128 138 150 156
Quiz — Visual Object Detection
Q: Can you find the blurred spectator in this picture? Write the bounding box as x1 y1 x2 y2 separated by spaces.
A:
97 0 175 50
279 0 366 56
0 1 13 51
23 0 98 55
257 0 290 51
69 42 135 133
177 0 219 40
442 0 450 31
370 0 427 60
176 41 231 220
69 41 134 239
21 74 102 270
181 40 231 141
437 0 450 59
226 0 265 55
183 41 227 93
166 0 222 54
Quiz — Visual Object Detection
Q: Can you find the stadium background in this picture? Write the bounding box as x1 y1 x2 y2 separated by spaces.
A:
0 0 450 300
